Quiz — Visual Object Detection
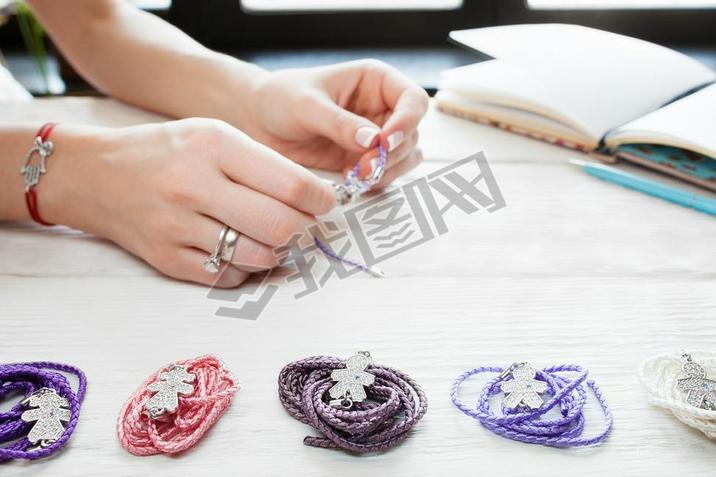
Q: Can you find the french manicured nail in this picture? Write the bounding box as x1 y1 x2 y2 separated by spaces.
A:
276 249 290 265
217 266 243 287
355 126 380 148
369 157 384 182
386 131 404 152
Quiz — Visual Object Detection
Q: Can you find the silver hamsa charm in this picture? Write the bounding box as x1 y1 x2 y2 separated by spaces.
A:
145 364 196 419
500 362 548 410
328 351 375 409
20 136 54 188
677 353 716 410
20 388 71 448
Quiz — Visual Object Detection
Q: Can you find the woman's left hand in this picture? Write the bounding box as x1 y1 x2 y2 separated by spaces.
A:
240 59 428 187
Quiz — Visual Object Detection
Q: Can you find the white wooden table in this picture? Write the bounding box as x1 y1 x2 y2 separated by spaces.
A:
2 98 715 477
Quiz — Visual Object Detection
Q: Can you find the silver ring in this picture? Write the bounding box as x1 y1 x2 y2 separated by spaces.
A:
203 225 228 274
220 228 240 263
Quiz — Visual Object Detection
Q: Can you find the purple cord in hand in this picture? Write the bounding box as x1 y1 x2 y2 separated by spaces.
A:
450 362 613 448
337 144 387 204
278 352 427 453
315 145 388 277
0 362 87 462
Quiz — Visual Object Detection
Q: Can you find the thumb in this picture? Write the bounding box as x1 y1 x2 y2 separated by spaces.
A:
305 96 381 153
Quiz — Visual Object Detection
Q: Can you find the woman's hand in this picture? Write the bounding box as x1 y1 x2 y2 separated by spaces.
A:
26 2 426 185
42 119 336 287
239 60 428 185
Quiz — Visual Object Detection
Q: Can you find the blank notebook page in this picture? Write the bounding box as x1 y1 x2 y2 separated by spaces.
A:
439 60 589 137
449 24 716 141
608 83 716 158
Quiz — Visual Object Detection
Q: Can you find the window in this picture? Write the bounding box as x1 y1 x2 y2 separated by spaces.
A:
496 0 716 44
166 1 492 47
242 0 463 12
528 0 716 8
166 0 716 47
129 0 172 10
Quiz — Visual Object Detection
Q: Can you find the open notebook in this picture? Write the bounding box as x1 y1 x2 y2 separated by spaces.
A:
436 24 716 191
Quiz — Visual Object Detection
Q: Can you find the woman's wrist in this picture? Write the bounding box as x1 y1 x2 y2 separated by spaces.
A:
41 125 111 232
197 53 270 133
0 124 104 227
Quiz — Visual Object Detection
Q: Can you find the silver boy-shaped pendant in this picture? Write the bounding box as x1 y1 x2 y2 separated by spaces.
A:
500 362 548 410
145 364 196 419
677 353 716 410
328 351 375 409
20 388 71 448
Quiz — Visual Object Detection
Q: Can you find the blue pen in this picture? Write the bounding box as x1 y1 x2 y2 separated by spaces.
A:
569 159 716 217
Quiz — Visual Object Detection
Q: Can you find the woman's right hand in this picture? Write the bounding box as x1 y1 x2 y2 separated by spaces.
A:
43 118 336 287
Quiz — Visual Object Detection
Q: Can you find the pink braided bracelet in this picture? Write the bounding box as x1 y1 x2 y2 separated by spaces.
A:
116 355 238 455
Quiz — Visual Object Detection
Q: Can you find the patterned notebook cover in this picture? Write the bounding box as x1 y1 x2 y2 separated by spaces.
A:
616 144 716 185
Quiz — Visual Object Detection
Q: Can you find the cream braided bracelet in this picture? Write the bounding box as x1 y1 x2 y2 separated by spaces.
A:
639 351 716 439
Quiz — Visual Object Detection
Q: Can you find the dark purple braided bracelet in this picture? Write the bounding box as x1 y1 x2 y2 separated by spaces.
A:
0 362 87 462
278 352 428 453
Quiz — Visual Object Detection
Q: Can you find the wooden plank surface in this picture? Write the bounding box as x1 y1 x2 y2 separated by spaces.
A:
1 98 715 477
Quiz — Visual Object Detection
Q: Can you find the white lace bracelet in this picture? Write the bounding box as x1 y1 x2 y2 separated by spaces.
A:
639 351 716 439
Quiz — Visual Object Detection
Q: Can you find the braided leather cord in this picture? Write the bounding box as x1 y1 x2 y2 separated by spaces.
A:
450 364 613 448
116 354 238 455
640 351 716 439
0 361 86 461
278 355 427 453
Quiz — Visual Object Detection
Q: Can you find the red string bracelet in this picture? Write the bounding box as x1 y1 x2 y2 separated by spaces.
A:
21 122 57 226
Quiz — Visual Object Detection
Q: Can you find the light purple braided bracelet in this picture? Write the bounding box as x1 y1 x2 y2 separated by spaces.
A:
278 351 427 453
450 362 613 448
0 362 87 462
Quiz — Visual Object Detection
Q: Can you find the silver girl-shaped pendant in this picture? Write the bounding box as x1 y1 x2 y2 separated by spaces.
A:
329 351 375 409
500 362 548 410
145 364 196 418
20 388 71 448
677 353 716 410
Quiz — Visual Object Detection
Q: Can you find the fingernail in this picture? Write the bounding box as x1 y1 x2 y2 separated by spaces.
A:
277 250 290 265
216 267 244 288
368 157 384 183
355 126 380 148
386 131 404 152
274 245 290 264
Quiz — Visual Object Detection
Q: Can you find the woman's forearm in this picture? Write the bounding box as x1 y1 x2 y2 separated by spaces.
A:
2 119 336 287
28 0 266 129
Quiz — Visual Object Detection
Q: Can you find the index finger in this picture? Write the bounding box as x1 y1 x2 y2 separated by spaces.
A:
219 135 336 216
378 67 429 150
